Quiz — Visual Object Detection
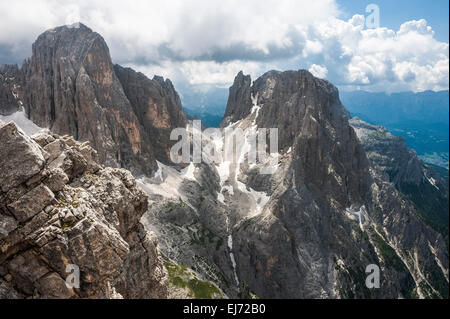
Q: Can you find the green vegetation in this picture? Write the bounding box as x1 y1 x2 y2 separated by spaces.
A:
372 233 406 272
395 180 449 237
413 206 449 237
188 225 221 247
423 264 449 299
164 261 224 299
192 255 229 288
61 220 77 230
334 262 371 299
370 232 417 298
418 281 440 299
165 200 186 211
57 189 82 209
370 130 387 139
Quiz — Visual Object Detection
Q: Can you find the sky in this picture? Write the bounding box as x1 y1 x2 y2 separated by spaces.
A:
0 0 448 94
338 0 449 42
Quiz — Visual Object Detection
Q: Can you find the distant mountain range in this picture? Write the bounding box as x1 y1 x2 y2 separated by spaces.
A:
340 90 449 125
340 90 449 169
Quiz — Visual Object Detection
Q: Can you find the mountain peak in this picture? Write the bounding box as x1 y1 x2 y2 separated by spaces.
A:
5 23 186 176
46 22 93 33
221 69 342 130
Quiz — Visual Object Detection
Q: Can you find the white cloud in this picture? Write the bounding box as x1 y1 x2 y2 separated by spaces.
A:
309 64 328 79
0 0 448 92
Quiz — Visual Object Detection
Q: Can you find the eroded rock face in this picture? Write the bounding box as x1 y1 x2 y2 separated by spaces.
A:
221 71 253 127
350 118 449 232
226 71 448 299
142 70 448 299
0 65 23 116
18 24 157 176
1 23 187 176
0 122 45 193
114 65 187 164
0 122 168 299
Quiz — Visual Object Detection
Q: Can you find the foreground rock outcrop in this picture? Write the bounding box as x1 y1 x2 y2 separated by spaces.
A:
0 23 187 176
0 120 168 299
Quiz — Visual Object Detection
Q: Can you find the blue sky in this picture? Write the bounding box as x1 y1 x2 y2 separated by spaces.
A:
338 0 449 41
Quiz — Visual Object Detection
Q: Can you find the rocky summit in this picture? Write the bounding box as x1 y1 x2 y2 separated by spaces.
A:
0 23 186 176
0 120 168 299
0 24 448 300
142 70 448 299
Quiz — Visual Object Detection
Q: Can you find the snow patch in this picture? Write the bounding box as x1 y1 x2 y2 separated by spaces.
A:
250 93 261 126
0 111 43 135
225 215 239 287
182 162 197 181
345 206 366 230
425 174 439 190
228 234 239 286
217 192 225 204
137 161 198 211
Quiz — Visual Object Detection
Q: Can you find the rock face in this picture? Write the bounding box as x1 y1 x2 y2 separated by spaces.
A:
228 71 448 299
0 121 168 299
141 70 448 299
221 71 253 127
114 65 187 164
350 118 449 234
1 23 187 176
0 65 23 116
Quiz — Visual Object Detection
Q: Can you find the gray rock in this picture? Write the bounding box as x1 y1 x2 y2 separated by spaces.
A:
31 129 55 147
0 125 169 299
350 117 449 230
0 214 17 240
0 122 45 193
144 70 448 300
2 23 186 177
7 184 55 223
0 64 22 116
0 279 22 299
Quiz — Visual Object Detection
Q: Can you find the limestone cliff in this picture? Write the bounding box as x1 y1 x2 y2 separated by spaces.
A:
0 120 168 299
0 23 187 176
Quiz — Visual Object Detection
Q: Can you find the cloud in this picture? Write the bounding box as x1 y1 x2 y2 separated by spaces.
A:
0 0 448 93
309 64 328 79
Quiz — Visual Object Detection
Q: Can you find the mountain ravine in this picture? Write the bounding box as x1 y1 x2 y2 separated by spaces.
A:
1 24 448 299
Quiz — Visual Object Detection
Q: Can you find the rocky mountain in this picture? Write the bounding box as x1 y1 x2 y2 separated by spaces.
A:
140 70 448 299
114 65 187 164
0 23 186 176
350 118 449 235
0 120 168 298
